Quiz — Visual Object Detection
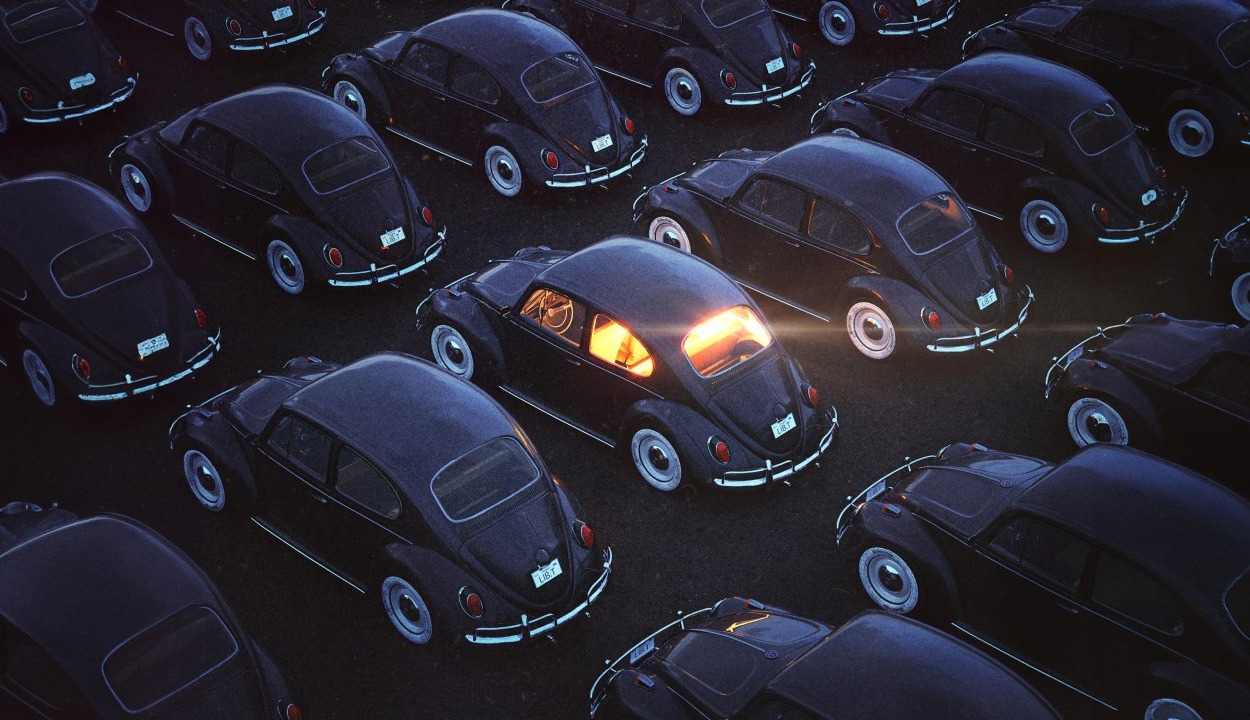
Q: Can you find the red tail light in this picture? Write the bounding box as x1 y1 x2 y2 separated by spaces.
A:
708 437 731 463
227 17 242 35
1096 205 1110 225
458 586 485 618
74 355 91 379
576 521 595 548
924 309 941 331
721 71 736 89
623 116 635 135
876 3 890 19
194 307 207 328
1239 112 1249 127
791 42 802 59
1159 165 1168 179
19 87 33 104
543 150 559 169
421 206 434 226
307 0 318 8
805 384 820 407
1001 265 1014 286
324 245 343 268
118 56 128 71
284 704 304 720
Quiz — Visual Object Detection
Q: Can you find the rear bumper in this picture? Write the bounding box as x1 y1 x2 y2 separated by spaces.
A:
22 77 136 125
327 229 446 287
463 548 612 644
878 1 960 36
1096 189 1187 245
546 138 648 189
228 11 327 51
712 407 838 488
724 63 815 107
926 285 1033 353
79 331 221 402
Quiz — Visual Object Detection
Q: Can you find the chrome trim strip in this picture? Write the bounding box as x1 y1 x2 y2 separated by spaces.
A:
21 77 136 124
724 63 815 106
173 216 257 260
593 65 651 88
385 127 473 165
114 10 175 36
464 548 613 644
252 517 366 593
498 386 615 447
735 280 831 322
925 286 1033 353
835 453 937 531
545 137 648 188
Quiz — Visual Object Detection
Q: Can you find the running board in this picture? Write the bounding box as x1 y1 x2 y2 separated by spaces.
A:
385 127 473 166
593 65 651 88
172 215 257 260
736 280 831 322
498 385 616 448
252 517 366 593
968 205 1005 221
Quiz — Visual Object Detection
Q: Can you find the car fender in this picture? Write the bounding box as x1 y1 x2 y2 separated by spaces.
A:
622 398 724 481
112 131 174 201
811 98 890 143
638 185 724 264
324 54 393 120
964 28 1032 59
1162 86 1247 141
1061 359 1164 447
506 0 568 32
374 543 480 634
482 121 549 180
1014 174 1100 233
423 291 508 383
15 321 77 390
657 46 730 102
171 409 260 503
850 503 960 620
261 214 337 283
1146 660 1250 720
836 274 933 347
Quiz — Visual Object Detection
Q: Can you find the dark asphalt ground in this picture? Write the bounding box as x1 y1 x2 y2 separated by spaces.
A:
0 1 1244 718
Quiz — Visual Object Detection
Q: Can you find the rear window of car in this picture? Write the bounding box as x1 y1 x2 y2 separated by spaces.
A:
1218 19 1250 68
102 606 239 712
1069 103 1132 156
5 2 82 43
683 306 773 377
1226 568 1250 639
302 137 390 195
49 229 153 299
430 437 540 523
895 193 973 255
521 53 595 104
701 0 764 28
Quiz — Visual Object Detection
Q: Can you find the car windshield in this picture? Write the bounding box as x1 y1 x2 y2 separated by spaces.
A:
896 193 973 255
1218 19 1250 68
49 229 153 299
701 0 764 28
683 306 773 377
430 437 540 523
1227 568 1250 640
1069 103 1132 156
521 53 595 105
5 2 83 43
302 137 390 195
103 606 239 713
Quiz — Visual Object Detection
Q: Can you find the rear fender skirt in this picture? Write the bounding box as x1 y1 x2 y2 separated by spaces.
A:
1061 360 1163 447
426 291 507 382
324 56 393 120
175 410 259 501
837 275 933 347
639 186 723 264
624 398 724 481
853 503 959 618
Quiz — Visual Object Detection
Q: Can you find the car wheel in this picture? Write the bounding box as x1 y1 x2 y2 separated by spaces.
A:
381 575 435 645
118 161 157 214
429 324 475 381
818 1 857 46
184 15 214 62
1232 272 1250 321
663 67 702 116
647 215 692 253
484 145 524 198
331 79 368 121
630 426 683 492
846 300 897 360
182 448 227 512
1166 107 1216 159
858 546 919 613
265 238 307 295
1066 396 1130 446
21 348 57 408
1144 698 1204 720
1019 198 1070 253
829 125 860 138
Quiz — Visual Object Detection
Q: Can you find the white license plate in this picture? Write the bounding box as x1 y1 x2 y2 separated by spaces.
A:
1141 188 1158 206
917 0 932 5
771 412 796 439
380 227 406 248
630 637 656 664
977 287 998 311
766 57 784 74
865 478 887 502
137 333 170 359
591 134 613 152
531 558 563 588
272 5 293 20
69 73 96 90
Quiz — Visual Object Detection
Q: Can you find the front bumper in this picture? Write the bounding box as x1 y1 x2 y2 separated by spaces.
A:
327 228 446 287
463 547 612 645
1041 318 1139 398
546 137 648 189
1095 189 1187 245
926 285 1034 353
22 77 136 125
834 453 938 538
878 1 960 36
79 330 221 402
724 62 816 107
589 604 715 715
713 407 838 488
229 11 327 51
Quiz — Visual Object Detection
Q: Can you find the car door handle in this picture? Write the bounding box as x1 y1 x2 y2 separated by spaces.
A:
1055 600 1080 615
784 239 801 248
309 491 328 504
563 357 582 367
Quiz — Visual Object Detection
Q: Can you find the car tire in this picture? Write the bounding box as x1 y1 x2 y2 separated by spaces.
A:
484 144 524 198
184 15 215 62
118 160 158 214
182 447 228 512
846 300 897 360
1230 271 1250 321
858 546 919 613
21 347 58 408
1143 697 1204 720
829 125 860 138
381 575 436 645
630 426 683 492
1166 107 1216 159
663 67 703 116
1066 396 1131 447
818 1 857 46
1019 197 1070 253
331 78 369 121
647 215 693 253
265 238 307 295
429 323 476 382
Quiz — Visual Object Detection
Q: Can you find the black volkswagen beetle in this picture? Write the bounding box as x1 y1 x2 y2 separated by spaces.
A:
0 173 220 408
1044 313 1247 485
769 0 960 47
811 52 1186 253
506 0 815 116
837 443 1250 720
103 0 327 62
0 0 135 134
110 84 446 295
417 236 837 491
169 352 611 646
324 9 647 198
0 504 303 720
963 0 1250 160
1212 215 1250 320
590 597 1060 719
635 135 1031 359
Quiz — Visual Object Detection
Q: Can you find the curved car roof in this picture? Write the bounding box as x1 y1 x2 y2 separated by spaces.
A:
939 53 1115 130
0 172 139 268
1085 0 1249 40
418 8 583 79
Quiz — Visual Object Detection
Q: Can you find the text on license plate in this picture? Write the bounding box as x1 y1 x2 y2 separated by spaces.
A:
272 5 293 21
976 287 998 311
137 333 170 359
380 227 406 248
766 57 784 74
865 478 887 502
771 412 796 439
531 558 563 588
630 637 656 665
591 134 613 152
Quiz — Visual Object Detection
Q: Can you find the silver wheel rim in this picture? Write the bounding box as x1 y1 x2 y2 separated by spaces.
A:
119 163 152 213
184 16 212 61
21 349 55 407
484 145 523 197
266 239 306 295
430 325 474 380
846 301 896 359
1145 698 1203 720
831 126 860 138
1020 199 1068 253
647 216 692 253
1067 397 1129 446
333 80 367 120
1231 272 1250 321
382 576 433 644
631 428 681 492
1168 108 1214 158
819 2 856 46
859 547 918 613
183 449 226 512
664 68 702 116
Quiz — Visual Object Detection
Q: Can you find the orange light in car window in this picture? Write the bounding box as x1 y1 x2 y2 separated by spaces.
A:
589 315 653 377
683 306 773 377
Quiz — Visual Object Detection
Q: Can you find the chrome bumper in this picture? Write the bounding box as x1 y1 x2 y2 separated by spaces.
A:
589 604 714 715
79 331 221 402
724 63 815 106
879 1 960 36
23 77 136 125
926 285 1033 353
713 407 838 488
327 229 446 287
835 453 937 537
546 138 648 188
1041 318 1136 397
229 12 326 51
1096 189 1187 245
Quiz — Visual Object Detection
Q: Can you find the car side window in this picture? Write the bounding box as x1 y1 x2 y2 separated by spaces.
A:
398 41 450 85
448 56 500 105
1092 552 1185 635
268 415 333 482
990 515 1090 592
1189 352 1250 414
182 123 230 173
1130 23 1190 70
519 287 587 346
983 106 1045 158
1065 12 1131 58
335 447 401 520
914 89 984 137
738 178 806 232
589 313 654 376
634 0 681 29
229 142 281 195
807 199 871 255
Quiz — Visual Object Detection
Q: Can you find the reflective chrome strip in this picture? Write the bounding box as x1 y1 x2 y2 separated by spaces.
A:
735 280 830 322
713 411 837 487
464 548 613 644
21 78 136 124
384 127 473 165
925 286 1033 353
498 386 615 447
327 231 446 287
545 138 648 188
228 13 327 51
115 10 174 36
173 216 257 260
593 65 651 88
967 205 1005 221
770 7 804 20
252 517 366 593
79 333 221 401
724 63 816 106
1095 190 1187 245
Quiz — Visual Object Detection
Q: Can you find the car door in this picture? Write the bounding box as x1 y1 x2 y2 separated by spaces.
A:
1054 11 1135 102
582 310 662 435
222 139 289 248
253 413 340 556
972 104 1050 213
564 0 633 77
1122 21 1211 120
319 445 408 581
389 40 461 158
1172 352 1250 464
164 121 237 235
793 197 873 319
893 89 999 214
442 53 505 163
500 286 597 421
622 0 684 84
716 176 809 297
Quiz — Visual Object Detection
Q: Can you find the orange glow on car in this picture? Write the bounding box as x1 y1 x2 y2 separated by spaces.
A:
726 614 770 633
683 306 773 377
589 315 653 376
